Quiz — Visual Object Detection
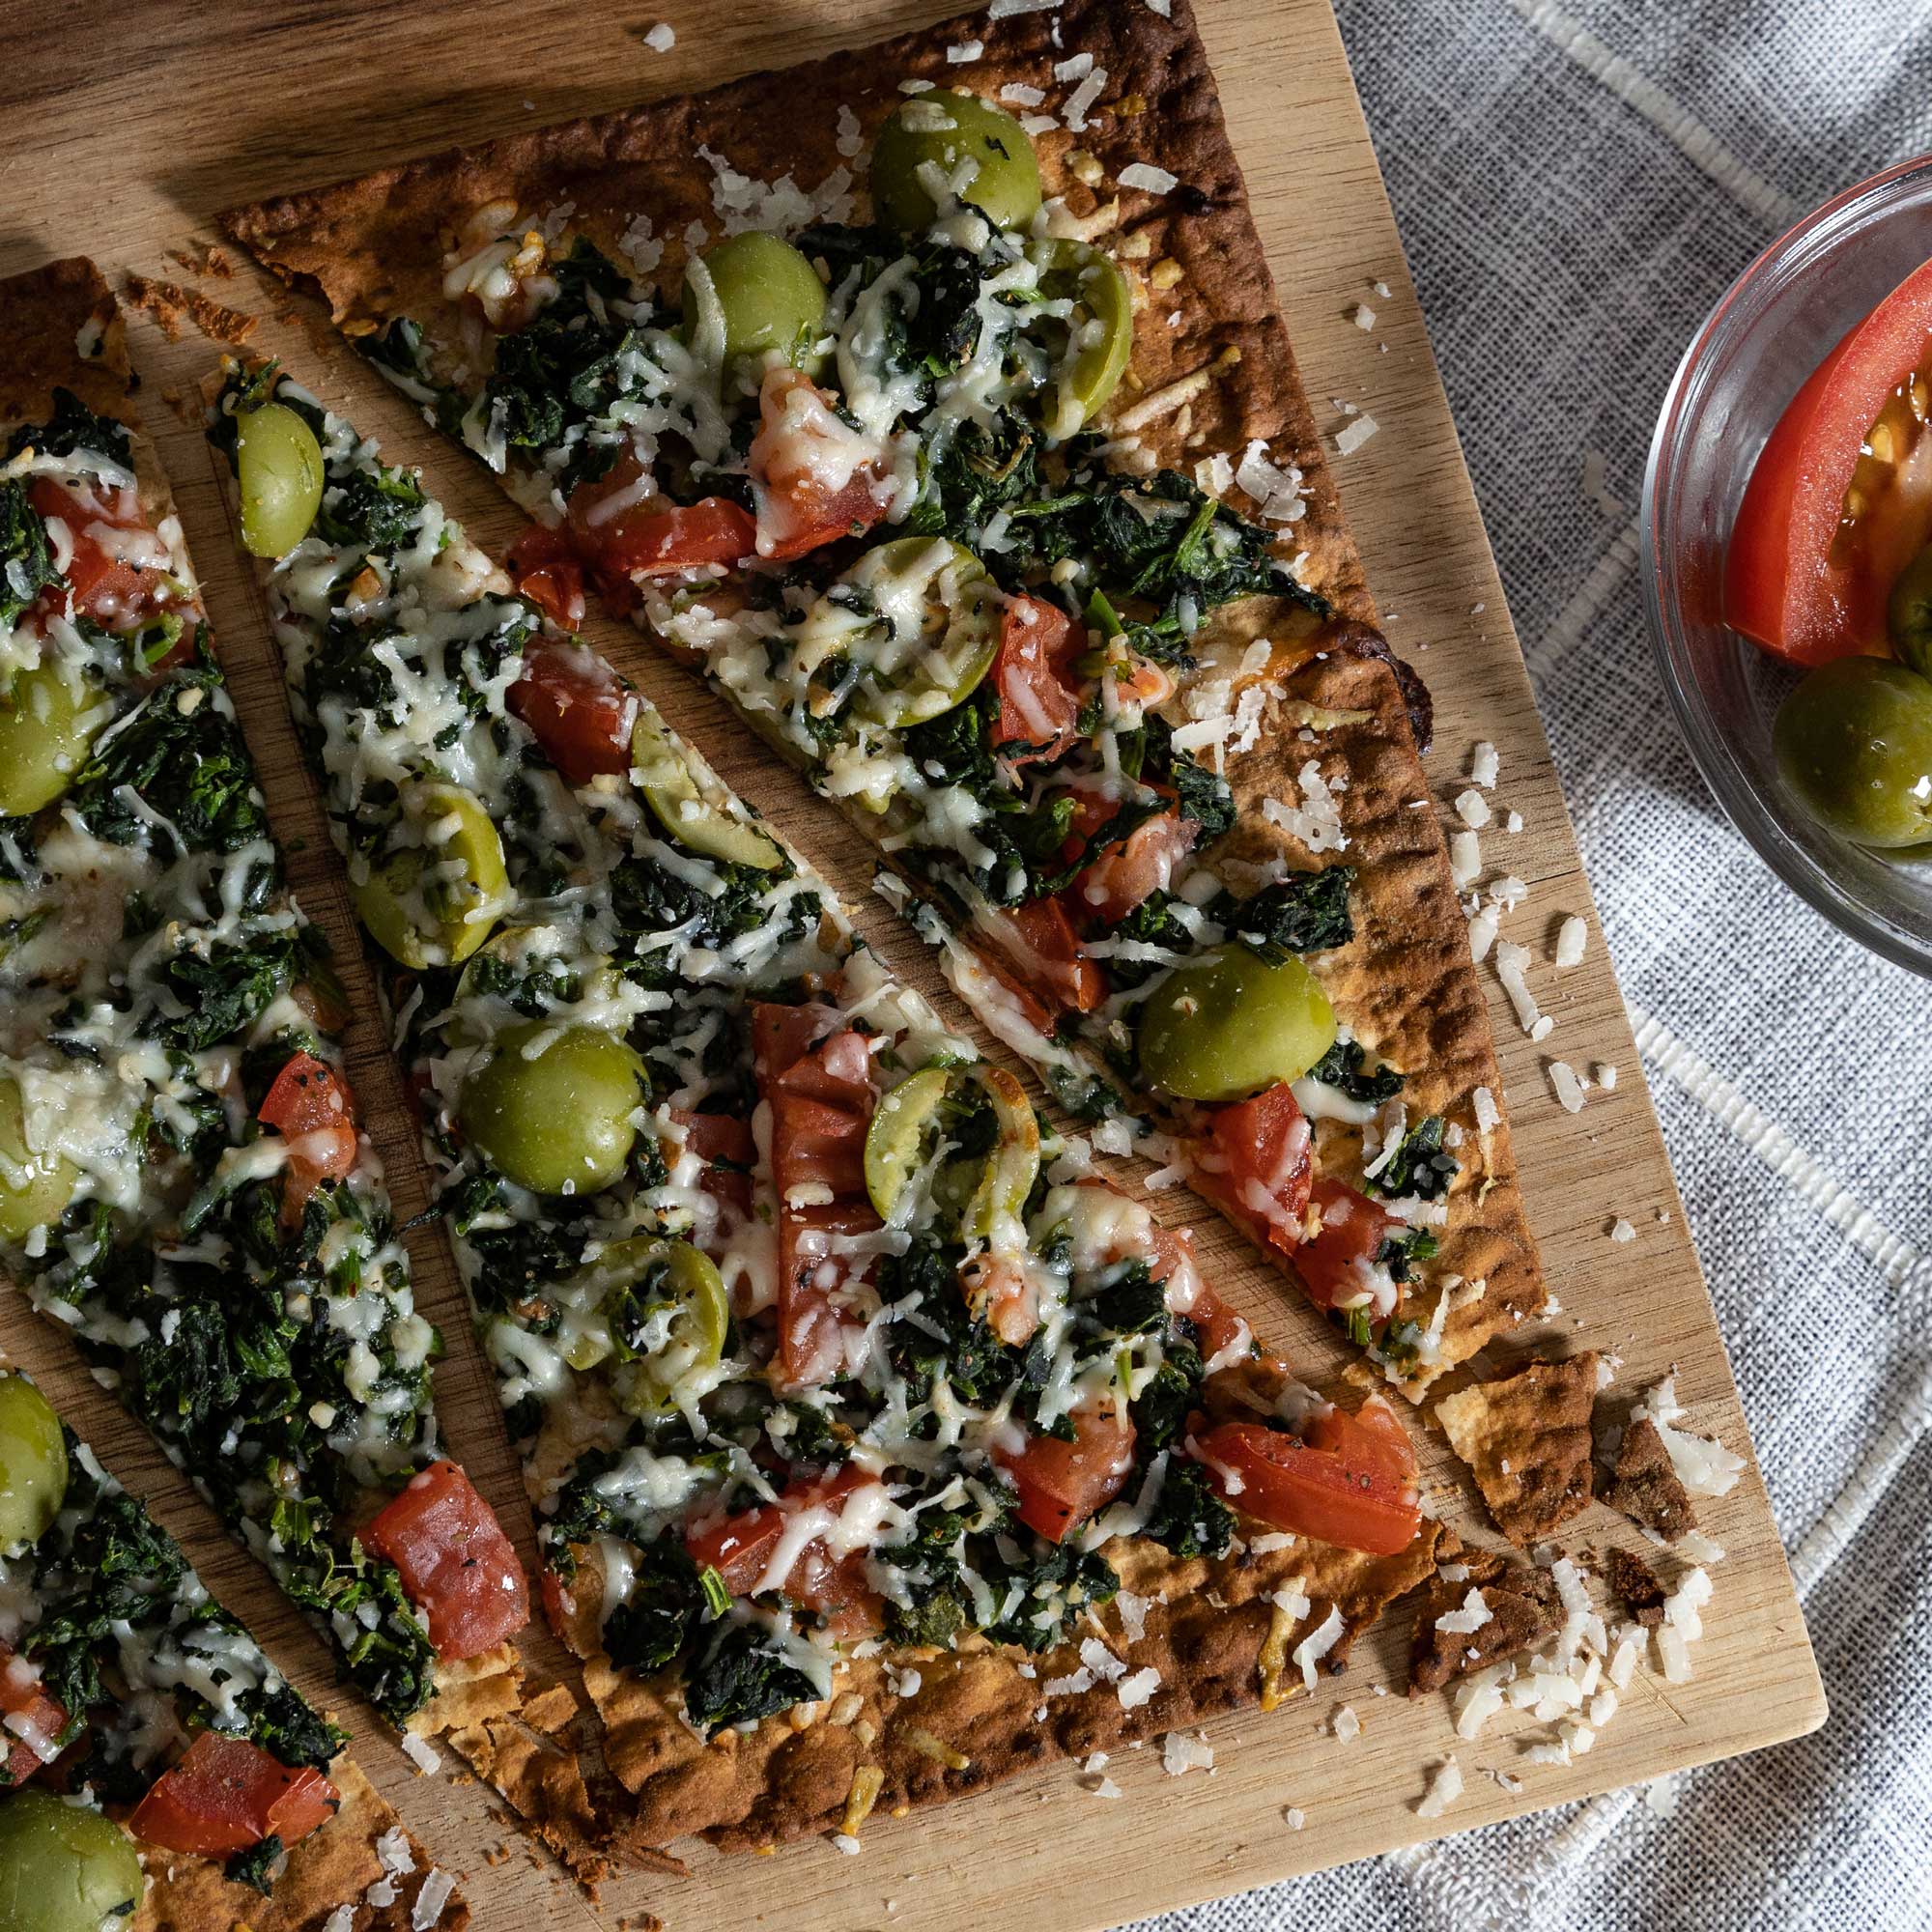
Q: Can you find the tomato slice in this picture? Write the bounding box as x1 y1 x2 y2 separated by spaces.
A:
1189 1405 1420 1556
564 453 756 590
977 898 1105 1017
747 366 890 562
361 1461 530 1661
1067 810 1199 923
505 524 586 632
0 1647 65 1790
988 596 1083 763
257 1051 357 1225
1726 257 1932 663
128 1733 338 1858
668 1107 756 1221
994 1399 1136 1543
752 1003 881 1387
1292 1178 1401 1314
684 1465 873 1598
27 474 184 635
1142 1225 1255 1364
505 638 639 784
1189 1083 1313 1260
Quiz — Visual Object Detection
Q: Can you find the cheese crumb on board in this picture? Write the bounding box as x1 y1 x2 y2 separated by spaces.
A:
1470 741 1499 788
1595 1062 1618 1090
1331 1704 1360 1742
1492 940 1547 1037
1415 1757 1463 1818
1455 788 1492 829
642 20 675 50
1351 302 1378 331
1161 1731 1214 1776
1548 1062 1585 1114
1554 916 1588 967
1334 413 1379 455
1608 1217 1636 1243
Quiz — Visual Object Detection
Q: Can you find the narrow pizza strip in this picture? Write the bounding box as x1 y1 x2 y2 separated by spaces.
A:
0 260 532 1762
207 361 1437 1849
221 0 1546 1388
0 1363 464 1932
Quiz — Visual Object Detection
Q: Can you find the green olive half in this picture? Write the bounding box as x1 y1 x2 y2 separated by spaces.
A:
864 1062 1039 1239
870 91 1042 235
684 232 828 369
0 663 105 817
582 1238 732 1416
1031 239 1134 440
0 1074 80 1244
1889 542 1932 678
235 402 326 558
355 782 510 969
459 1021 647 1196
0 1375 67 1557
0 1791 143 1932
1774 656 1932 848
630 712 784 870
1137 948 1337 1103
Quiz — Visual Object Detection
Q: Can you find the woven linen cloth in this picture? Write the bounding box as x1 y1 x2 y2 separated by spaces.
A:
1139 4 1932 1928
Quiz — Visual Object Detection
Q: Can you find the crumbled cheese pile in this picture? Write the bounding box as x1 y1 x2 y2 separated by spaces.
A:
1264 761 1350 854
1236 439 1307 523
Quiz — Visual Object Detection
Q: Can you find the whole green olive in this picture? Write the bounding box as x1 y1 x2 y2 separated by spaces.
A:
0 1075 80 1244
1888 542 1932 677
354 783 510 969
869 91 1042 235
1773 656 1932 847
0 1376 68 1557
459 1021 647 1196
0 1790 143 1932
0 663 104 817
683 232 828 368
235 402 326 558
1137 947 1337 1103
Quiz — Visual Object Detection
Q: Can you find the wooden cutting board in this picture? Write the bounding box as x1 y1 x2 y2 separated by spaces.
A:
0 0 1826 1925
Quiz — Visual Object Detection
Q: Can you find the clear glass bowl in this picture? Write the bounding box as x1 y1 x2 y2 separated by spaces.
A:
1643 155 1932 978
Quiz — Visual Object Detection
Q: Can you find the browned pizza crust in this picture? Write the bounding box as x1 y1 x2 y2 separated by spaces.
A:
1435 1353 1600 1547
1604 1415 1698 1543
1605 1545 1668 1629
1406 1539 1562 1696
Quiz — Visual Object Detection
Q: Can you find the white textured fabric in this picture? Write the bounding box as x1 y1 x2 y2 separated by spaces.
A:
1139 4 1932 1927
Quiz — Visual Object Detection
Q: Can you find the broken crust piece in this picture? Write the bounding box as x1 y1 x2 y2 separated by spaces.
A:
1604 1415 1699 1543
1605 1546 1669 1630
572 1526 1436 1853
1406 1545 1562 1695
1435 1353 1599 1547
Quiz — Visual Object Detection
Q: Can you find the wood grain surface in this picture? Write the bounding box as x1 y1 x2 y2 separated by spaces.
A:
0 0 1825 1926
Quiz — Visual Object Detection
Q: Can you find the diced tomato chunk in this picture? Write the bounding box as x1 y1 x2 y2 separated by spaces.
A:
27 474 184 634
1189 1401 1420 1556
128 1733 338 1859
361 1461 530 1661
0 1647 65 1790
747 366 890 562
506 638 639 784
1067 810 1199 923
684 1464 872 1597
978 898 1105 1017
988 596 1083 763
1143 1226 1255 1364
257 1051 358 1225
1189 1083 1314 1260
994 1399 1136 1544
1293 1178 1402 1314
505 524 586 631
563 453 756 593
668 1108 756 1220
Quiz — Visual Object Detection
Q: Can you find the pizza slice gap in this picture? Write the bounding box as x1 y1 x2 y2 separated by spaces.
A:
219 0 1548 1395
0 259 610 1854
203 355 1439 1852
0 1362 465 1932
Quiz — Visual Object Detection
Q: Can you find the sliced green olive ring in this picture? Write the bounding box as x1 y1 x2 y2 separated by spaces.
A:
0 1073 81 1244
684 232 828 370
1030 238 1135 440
1137 947 1338 1103
870 90 1043 235
458 1021 648 1196
577 1237 732 1415
0 661 107 817
354 781 510 969
235 401 326 558
0 1374 68 1556
865 1061 1041 1239
631 712 785 870
0 1789 143 1932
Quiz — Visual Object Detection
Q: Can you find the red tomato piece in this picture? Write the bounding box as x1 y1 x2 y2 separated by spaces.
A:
1189 1083 1314 1260
683 1464 873 1595
361 1462 530 1661
27 474 182 634
1726 257 1932 663
752 1003 881 1387
256 1051 358 1226
505 524 586 631
564 453 756 590
961 1254 1040 1347
1067 810 1200 923
668 1108 756 1220
1144 1226 1255 1364
0 1647 65 1790
977 898 1106 1017
747 366 890 562
1189 1405 1420 1557
128 1733 338 1858
505 638 639 784
995 1399 1136 1544
988 596 1083 762
1292 1178 1401 1314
